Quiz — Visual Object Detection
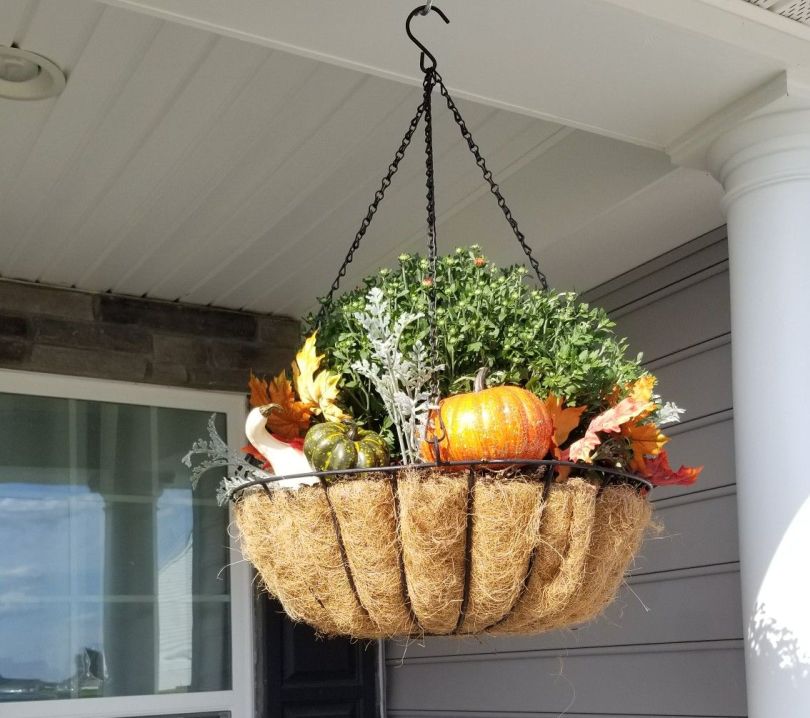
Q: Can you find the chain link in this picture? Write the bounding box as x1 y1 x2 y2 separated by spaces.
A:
422 69 443 413
314 100 426 326
315 67 549 330
435 72 549 290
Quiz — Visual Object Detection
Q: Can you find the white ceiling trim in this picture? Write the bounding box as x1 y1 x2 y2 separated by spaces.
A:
160 77 419 306
381 126 577 260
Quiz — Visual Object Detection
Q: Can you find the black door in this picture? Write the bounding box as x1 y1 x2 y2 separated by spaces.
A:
257 594 378 718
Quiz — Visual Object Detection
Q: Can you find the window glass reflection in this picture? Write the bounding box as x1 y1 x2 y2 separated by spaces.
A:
0 393 231 702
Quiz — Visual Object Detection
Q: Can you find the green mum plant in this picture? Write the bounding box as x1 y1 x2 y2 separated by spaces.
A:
307 246 645 440
183 246 699 495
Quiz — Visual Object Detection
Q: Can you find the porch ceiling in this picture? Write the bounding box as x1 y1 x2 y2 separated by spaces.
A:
0 0 770 316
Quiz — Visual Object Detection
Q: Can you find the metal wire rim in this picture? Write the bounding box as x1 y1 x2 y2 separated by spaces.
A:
226 459 653 502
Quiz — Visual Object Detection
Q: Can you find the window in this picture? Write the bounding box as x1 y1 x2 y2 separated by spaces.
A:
0 371 252 718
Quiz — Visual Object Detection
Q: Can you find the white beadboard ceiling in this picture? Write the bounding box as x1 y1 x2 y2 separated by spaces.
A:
0 0 731 316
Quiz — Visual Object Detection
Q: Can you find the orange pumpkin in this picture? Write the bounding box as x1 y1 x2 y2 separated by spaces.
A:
421 367 553 464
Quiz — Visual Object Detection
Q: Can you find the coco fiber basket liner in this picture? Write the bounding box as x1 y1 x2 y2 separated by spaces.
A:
234 469 652 639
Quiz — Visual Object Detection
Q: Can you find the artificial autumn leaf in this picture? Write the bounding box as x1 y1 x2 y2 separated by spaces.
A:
543 394 586 481
543 394 587 448
607 374 656 413
621 419 668 473
292 333 321 405
641 449 702 486
629 374 656 405
309 369 347 422
248 371 273 408
555 447 572 482
568 396 650 463
266 370 295 409
292 332 347 422
248 371 313 440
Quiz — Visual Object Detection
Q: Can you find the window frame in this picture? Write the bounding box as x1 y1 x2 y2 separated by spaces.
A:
0 368 253 718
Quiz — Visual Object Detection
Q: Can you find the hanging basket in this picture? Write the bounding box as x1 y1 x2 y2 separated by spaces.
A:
231 464 651 638
202 3 683 641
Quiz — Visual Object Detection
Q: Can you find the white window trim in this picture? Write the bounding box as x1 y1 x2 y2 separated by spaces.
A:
0 368 254 718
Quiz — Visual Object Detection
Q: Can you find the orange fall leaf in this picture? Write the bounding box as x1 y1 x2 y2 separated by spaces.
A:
621 420 668 473
543 395 586 482
248 371 272 408
554 446 572 482
543 394 586 448
247 371 313 440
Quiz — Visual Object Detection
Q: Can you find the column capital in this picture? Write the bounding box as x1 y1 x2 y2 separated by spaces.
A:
708 107 810 210
667 71 810 186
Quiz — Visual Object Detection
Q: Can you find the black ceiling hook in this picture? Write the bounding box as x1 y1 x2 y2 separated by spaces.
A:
406 4 450 73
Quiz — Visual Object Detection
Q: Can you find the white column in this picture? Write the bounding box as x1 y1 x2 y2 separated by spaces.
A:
708 108 810 717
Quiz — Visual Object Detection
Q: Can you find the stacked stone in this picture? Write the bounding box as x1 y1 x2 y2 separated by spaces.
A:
0 279 299 391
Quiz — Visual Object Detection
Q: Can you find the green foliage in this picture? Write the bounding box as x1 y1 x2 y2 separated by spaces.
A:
306 246 645 436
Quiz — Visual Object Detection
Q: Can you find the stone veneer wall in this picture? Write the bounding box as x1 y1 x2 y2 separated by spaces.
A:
0 278 300 391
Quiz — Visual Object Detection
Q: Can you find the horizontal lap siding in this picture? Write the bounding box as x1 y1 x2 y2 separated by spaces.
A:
387 643 746 716
388 566 742 657
385 227 746 717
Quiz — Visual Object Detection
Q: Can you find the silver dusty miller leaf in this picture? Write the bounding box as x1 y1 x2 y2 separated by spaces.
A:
182 414 270 506
351 288 442 464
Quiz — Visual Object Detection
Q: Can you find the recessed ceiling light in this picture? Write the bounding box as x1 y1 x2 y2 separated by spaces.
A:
0 45 65 101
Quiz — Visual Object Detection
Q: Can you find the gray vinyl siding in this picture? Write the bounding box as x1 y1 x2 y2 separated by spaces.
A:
385 227 746 718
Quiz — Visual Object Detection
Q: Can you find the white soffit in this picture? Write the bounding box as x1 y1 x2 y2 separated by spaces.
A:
96 0 793 150
743 0 810 26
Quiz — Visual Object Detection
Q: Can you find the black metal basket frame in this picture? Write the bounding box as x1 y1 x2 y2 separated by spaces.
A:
230 458 651 638
227 459 652 502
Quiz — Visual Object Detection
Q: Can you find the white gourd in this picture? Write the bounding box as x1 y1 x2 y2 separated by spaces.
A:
244 406 318 489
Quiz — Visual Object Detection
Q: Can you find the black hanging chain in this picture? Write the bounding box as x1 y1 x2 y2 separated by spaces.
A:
314 100 426 326
422 68 442 410
434 71 549 291
316 3 549 341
